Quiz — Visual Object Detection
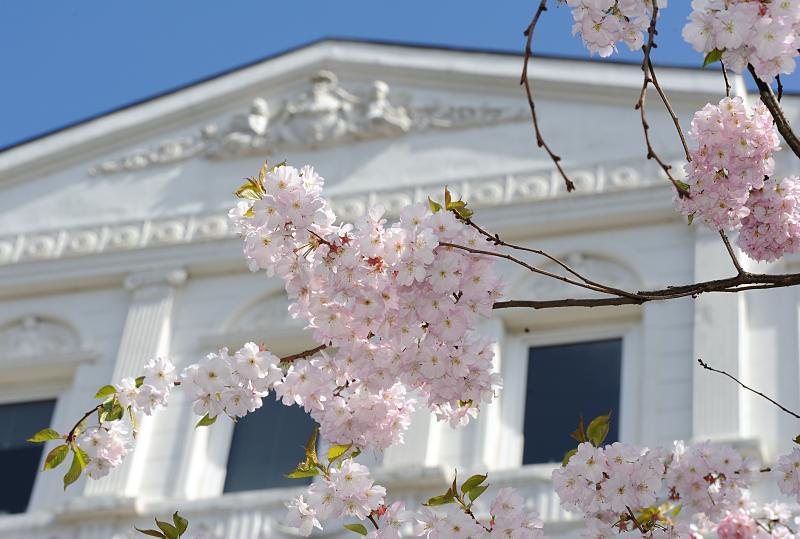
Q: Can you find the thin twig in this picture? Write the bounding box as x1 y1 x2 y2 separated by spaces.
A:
697 359 800 419
521 0 575 192
719 230 745 275
720 62 732 98
748 64 800 159
777 75 783 102
647 57 691 162
367 515 380 530
280 344 328 364
636 4 689 197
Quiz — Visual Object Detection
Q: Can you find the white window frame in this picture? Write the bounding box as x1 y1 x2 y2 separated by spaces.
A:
496 321 643 473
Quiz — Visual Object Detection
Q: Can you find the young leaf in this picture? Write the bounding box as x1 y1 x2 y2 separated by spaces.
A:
444 187 452 208
562 447 578 467
172 511 189 535
63 451 83 489
468 484 489 503
793 435 800 445
569 416 587 443
105 401 125 422
460 473 487 493
135 376 146 388
327 444 351 463
428 197 442 213
28 428 62 443
586 412 612 447
134 528 166 538
343 523 368 536
424 494 455 506
195 414 217 428
703 48 724 67
94 385 117 399
687 214 694 226
286 468 320 479
305 426 320 465
155 519 179 539
43 444 69 470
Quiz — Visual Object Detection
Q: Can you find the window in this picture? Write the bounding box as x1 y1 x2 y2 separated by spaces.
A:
0 399 56 514
522 339 622 464
223 396 317 492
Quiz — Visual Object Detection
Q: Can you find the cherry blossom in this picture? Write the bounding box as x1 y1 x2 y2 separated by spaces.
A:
683 0 800 81
565 0 668 57
77 421 132 479
737 176 800 262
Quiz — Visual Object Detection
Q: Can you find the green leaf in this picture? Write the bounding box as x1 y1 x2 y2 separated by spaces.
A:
172 511 188 535
135 528 166 538
670 504 682 518
569 416 587 444
195 414 217 428
94 385 117 398
63 451 83 489
461 473 487 493
687 214 694 226
285 468 320 479
305 427 319 465
468 484 489 503
562 448 578 467
675 180 690 191
43 444 69 470
156 519 179 539
28 428 62 443
105 401 125 422
344 523 368 536
428 197 442 213
586 412 612 447
703 48 724 67
444 187 452 208
794 435 800 445
327 444 351 463
424 494 456 506
135 376 146 388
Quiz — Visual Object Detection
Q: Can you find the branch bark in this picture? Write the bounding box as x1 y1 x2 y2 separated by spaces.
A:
748 64 800 159
521 0 575 192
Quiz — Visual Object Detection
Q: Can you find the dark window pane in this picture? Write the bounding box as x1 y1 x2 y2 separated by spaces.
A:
523 339 621 464
0 399 56 514
224 396 317 492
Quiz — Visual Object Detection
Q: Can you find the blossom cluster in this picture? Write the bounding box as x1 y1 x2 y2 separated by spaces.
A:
228 164 502 451
116 357 178 416
286 459 386 535
565 0 668 57
738 176 800 262
774 446 800 502
181 342 282 419
665 441 755 520
683 0 800 81
552 441 664 522
77 421 132 479
675 97 780 231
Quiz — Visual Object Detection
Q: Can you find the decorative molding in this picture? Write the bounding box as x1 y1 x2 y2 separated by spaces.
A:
88 70 527 175
0 315 81 358
0 158 676 269
124 267 187 292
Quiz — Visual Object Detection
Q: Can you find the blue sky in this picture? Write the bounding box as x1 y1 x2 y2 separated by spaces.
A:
1 1 798 150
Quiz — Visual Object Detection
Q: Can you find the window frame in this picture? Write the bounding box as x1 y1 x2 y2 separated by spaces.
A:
498 321 643 473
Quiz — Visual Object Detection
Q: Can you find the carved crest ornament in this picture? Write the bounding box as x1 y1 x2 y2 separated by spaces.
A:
89 70 527 175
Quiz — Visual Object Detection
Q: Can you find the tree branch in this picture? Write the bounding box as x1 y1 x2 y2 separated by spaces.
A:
698 358 800 419
521 0 575 192
719 230 745 276
636 3 689 197
748 64 800 159
280 344 328 364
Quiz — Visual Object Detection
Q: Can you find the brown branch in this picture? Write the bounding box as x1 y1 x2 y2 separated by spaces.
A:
719 230 745 275
280 344 328 364
636 4 690 197
777 75 784 102
492 271 800 310
720 61 732 98
67 404 102 443
697 359 800 419
748 64 800 159
521 0 575 192
647 57 691 162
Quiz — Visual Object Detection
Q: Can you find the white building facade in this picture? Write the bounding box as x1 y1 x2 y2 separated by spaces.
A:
0 40 799 538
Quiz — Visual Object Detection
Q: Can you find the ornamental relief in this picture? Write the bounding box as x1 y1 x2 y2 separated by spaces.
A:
0 315 82 359
0 158 676 267
88 70 527 176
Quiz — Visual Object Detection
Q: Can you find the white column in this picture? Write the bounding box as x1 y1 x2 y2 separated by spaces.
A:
691 228 744 440
85 267 186 497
